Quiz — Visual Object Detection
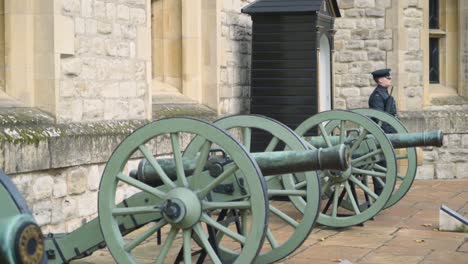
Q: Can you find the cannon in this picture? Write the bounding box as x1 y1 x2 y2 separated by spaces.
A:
292 109 444 228
1 117 350 264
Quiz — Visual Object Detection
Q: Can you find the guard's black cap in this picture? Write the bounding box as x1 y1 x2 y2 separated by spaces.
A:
371 68 391 79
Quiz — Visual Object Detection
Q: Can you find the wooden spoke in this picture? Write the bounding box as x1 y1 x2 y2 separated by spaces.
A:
266 228 279 249
344 181 361 215
139 145 176 188
351 167 386 178
202 201 251 210
201 214 246 244
191 139 212 189
170 133 189 187
155 227 179 264
265 136 280 152
117 173 166 199
269 205 299 228
350 129 368 153
352 149 383 164
112 206 161 216
332 184 341 217
242 127 252 152
183 230 192 264
124 219 167 252
268 189 307 197
318 123 333 147
193 224 222 264
349 176 379 201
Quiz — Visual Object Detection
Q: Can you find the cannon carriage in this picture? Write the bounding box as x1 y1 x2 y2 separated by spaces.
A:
0 110 444 264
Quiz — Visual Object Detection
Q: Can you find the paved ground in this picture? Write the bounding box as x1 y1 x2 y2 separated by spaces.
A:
73 179 468 264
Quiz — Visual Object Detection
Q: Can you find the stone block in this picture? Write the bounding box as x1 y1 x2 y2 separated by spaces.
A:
136 26 151 60
93 1 106 20
345 9 365 17
85 19 97 34
366 7 385 17
75 17 85 34
104 2 115 20
130 7 146 25
4 141 51 174
403 17 422 28
415 164 435 180
77 192 98 216
335 19 356 29
435 163 456 179
97 22 112 34
341 88 361 97
117 4 130 21
122 24 137 39
378 39 392 51
403 8 422 18
456 163 468 178
368 50 385 61
351 29 370 39
355 0 374 8
104 99 130 120
119 81 137 97
31 175 54 201
53 177 67 198
62 0 81 15
128 98 146 119
346 40 364 49
82 99 105 121
57 100 83 123
33 200 53 226
55 15 75 55
67 167 88 195
346 97 368 109
81 0 93 18
61 57 82 77
87 165 101 191
338 0 354 9
51 198 77 224
356 19 376 29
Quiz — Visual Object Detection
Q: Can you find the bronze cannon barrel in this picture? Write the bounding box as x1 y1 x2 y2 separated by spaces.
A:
130 144 349 186
308 130 444 149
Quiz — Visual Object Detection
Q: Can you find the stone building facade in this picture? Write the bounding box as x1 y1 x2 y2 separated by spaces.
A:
0 0 466 234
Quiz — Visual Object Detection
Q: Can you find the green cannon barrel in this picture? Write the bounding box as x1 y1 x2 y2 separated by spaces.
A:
308 130 444 149
130 144 349 186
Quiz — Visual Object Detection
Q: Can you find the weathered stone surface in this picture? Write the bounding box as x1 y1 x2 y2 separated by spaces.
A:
32 175 54 201
77 192 98 216
62 57 83 77
51 198 78 224
117 4 130 21
435 163 456 179
4 141 50 174
416 164 435 180
53 177 68 198
67 167 88 195
456 163 468 178
33 200 53 226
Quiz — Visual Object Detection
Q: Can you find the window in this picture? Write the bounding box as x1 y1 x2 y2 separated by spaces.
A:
425 0 459 99
429 38 439 83
429 0 441 84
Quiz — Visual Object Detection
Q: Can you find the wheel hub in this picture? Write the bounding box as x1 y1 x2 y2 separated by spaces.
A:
162 188 202 229
326 167 352 184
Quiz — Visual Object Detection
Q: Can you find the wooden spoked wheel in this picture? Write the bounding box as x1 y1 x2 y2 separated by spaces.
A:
294 110 397 228
98 118 269 264
184 115 321 263
351 108 417 208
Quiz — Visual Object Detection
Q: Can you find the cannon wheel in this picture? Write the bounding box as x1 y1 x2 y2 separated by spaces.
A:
185 115 321 263
294 110 397 228
351 108 417 208
98 117 269 264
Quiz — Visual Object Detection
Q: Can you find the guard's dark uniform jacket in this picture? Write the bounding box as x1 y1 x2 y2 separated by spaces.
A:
368 85 397 133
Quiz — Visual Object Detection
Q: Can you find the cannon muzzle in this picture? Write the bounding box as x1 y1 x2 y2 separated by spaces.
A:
308 130 444 149
130 144 349 186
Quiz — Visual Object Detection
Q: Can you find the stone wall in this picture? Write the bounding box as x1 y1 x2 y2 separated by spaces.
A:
334 0 391 109
219 0 253 115
57 0 151 123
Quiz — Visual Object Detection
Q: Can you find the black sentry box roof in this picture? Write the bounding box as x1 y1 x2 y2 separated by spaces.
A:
242 0 341 17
